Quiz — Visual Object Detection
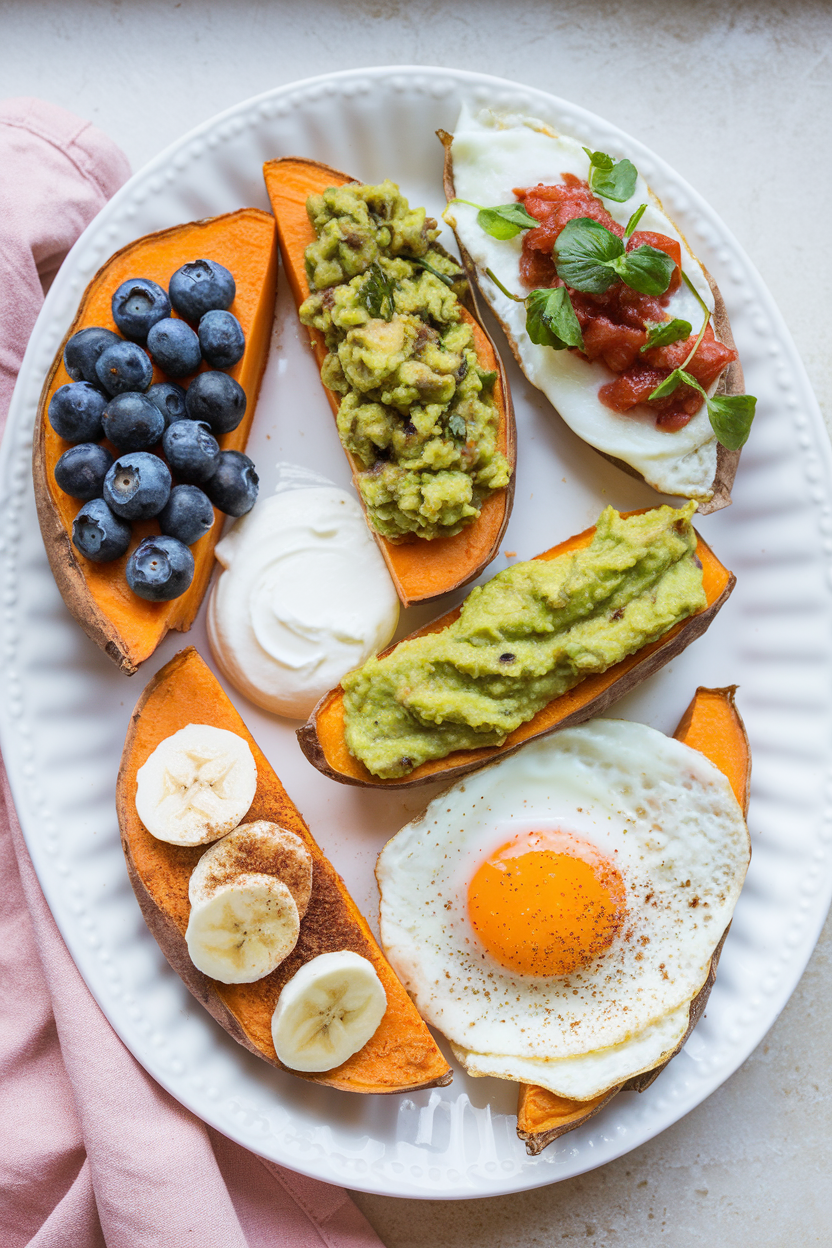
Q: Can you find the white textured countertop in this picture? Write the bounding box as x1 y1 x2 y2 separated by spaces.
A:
5 1 831 1243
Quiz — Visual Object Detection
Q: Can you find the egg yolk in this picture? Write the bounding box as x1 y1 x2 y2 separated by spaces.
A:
467 829 626 977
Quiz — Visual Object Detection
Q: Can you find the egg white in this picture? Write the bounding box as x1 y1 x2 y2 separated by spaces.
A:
376 718 750 1100
444 107 722 501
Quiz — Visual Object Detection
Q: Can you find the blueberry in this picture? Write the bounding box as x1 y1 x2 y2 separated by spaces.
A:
111 278 171 341
146 381 188 426
54 443 114 500
204 450 259 516
102 392 165 452
48 382 107 442
72 497 131 563
146 317 202 378
103 451 171 520
162 419 219 484
198 310 245 369
169 258 235 322
126 535 194 601
184 370 246 434
95 340 153 396
63 327 121 383
158 484 215 546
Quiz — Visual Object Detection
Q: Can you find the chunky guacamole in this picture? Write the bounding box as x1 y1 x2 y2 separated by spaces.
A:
342 504 706 777
299 181 510 541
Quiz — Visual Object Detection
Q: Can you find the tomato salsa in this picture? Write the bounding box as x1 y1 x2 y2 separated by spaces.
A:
516 176 736 431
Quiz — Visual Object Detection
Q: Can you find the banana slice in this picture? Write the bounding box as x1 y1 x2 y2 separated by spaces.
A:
271 950 387 1072
186 872 299 983
189 821 313 919
135 723 257 846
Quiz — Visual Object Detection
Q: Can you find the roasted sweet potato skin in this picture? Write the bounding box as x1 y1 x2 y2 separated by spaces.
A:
116 646 452 1095
262 156 516 607
33 210 278 675
517 685 750 1154
437 129 745 516
297 518 735 789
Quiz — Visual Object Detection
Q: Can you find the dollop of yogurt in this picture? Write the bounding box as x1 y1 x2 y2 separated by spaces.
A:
208 486 399 719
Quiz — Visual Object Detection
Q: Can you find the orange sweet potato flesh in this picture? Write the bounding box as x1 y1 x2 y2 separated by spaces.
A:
262 157 516 607
516 685 750 1153
298 516 735 789
116 646 451 1095
34 210 278 675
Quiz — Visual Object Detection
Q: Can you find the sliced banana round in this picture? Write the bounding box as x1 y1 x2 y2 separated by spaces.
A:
271 950 387 1072
136 723 257 846
186 872 300 984
189 821 313 919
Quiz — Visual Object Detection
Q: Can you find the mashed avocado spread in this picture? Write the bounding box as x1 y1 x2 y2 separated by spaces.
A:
299 180 510 540
342 504 706 777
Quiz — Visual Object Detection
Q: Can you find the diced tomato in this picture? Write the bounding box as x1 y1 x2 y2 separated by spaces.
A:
511 177 735 432
582 317 647 373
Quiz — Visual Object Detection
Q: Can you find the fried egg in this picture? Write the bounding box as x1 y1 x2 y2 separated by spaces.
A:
376 718 750 1101
443 106 723 501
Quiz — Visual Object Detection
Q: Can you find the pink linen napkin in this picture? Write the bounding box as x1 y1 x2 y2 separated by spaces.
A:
0 97 385 1248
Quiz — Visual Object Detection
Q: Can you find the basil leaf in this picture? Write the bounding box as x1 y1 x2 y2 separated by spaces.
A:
447 413 467 439
641 318 692 353
525 287 584 351
361 262 397 321
707 393 756 450
405 255 464 287
585 152 638 203
625 203 647 237
610 243 675 296
554 217 623 294
476 202 539 240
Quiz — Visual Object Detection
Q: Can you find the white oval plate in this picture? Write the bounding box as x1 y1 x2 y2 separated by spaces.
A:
2 67 831 1201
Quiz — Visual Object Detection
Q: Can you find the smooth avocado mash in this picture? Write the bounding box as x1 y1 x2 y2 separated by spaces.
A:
300 180 510 541
342 504 706 778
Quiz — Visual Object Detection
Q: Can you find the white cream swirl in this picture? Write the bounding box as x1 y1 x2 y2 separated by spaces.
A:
208 486 399 719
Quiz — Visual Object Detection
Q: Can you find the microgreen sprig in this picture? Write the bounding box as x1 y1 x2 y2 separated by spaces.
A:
450 198 539 240
361 262 397 321
647 272 756 449
485 268 584 351
582 148 638 203
555 217 676 297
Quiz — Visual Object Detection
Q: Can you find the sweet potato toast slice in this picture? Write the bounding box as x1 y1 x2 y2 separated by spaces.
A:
34 209 278 675
262 156 516 607
517 685 750 1154
438 129 745 516
297 516 735 789
116 646 451 1095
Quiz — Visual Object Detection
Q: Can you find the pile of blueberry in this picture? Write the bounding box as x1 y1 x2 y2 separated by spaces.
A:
49 258 259 602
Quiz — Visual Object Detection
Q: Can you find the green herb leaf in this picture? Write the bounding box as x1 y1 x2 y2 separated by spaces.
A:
583 149 638 202
707 393 756 450
525 287 585 351
447 413 467 439
361 262 397 321
625 203 647 237
648 368 686 401
404 255 464 287
609 243 675 296
477 368 498 392
640 318 692 353
554 217 623 294
476 202 539 240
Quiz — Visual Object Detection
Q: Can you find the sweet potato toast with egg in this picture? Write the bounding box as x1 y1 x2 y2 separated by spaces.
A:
297 514 735 789
116 646 451 1094
262 156 516 607
33 210 278 675
517 685 750 1154
438 126 746 514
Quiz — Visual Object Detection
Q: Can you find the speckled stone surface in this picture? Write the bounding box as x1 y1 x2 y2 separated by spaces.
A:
3 0 831 1241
